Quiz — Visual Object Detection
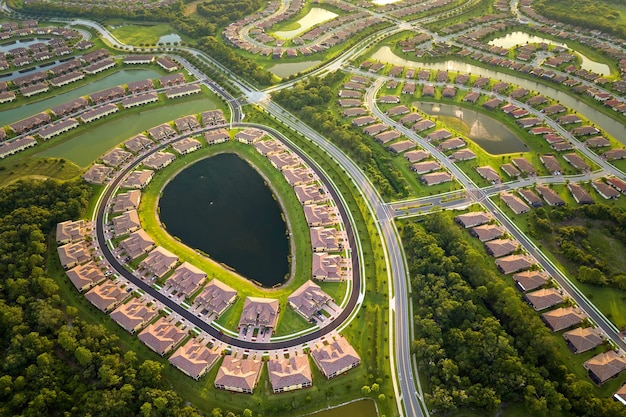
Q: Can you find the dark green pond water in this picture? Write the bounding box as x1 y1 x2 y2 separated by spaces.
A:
159 153 289 287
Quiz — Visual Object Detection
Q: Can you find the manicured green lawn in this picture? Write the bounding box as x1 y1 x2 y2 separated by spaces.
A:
110 23 184 46
0 157 82 188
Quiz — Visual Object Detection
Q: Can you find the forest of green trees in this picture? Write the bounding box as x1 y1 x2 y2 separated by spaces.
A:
534 0 626 38
401 213 626 417
0 179 242 417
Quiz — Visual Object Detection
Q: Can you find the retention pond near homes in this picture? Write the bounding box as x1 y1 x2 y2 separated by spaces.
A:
0 69 161 126
369 47 625 143
414 101 528 154
38 97 218 166
274 7 338 39
158 153 290 287
488 31 610 75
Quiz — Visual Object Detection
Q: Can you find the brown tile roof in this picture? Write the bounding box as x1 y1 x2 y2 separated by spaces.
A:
110 297 158 333
193 279 237 318
584 351 626 384
524 287 564 311
496 255 534 274
455 211 492 228
166 262 207 298
513 270 549 292
169 338 221 380
311 337 361 379
66 261 106 292
138 317 187 356
214 356 262 392
541 307 586 332
288 280 331 320
484 238 519 258
239 297 279 329
268 355 312 393
563 327 603 353
85 280 129 312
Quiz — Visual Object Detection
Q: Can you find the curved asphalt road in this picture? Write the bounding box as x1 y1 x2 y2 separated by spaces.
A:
96 123 361 351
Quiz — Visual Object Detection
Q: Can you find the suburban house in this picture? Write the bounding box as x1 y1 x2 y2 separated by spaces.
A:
455 211 492 228
268 355 313 393
83 164 114 184
283 166 314 186
500 191 530 214
143 151 175 170
310 336 361 379
235 128 265 144
568 183 594 205
56 219 92 244
165 84 201 99
420 171 453 186
110 297 158 334
57 241 91 269
541 307 586 332
254 139 284 156
583 351 626 384
524 288 565 311
65 261 106 292
84 281 129 313
139 246 179 278
102 148 132 167
148 123 177 141
536 185 566 206
125 134 153 153
214 356 262 394
119 229 155 260
484 238 519 258
166 262 207 299
204 128 230 145
501 163 521 178
295 184 328 205
513 270 550 292
201 109 226 126
388 141 416 154
112 209 141 236
239 297 280 331
172 137 202 155
0 136 37 159
495 254 535 274
519 188 543 208
476 166 500 183
303 204 339 227
563 327 603 354
193 279 237 319
310 227 347 252
121 170 155 189
470 224 505 242
169 338 221 380
288 280 332 321
312 252 351 282
138 317 187 356
121 93 158 109
592 180 620 199
111 190 141 213
404 149 430 163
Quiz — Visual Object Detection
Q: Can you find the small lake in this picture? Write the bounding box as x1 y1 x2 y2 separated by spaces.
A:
268 60 322 77
369 47 625 143
306 400 378 417
0 69 161 126
38 98 217 166
415 102 528 154
0 38 50 54
158 33 182 44
488 31 610 75
159 153 289 287
274 8 338 39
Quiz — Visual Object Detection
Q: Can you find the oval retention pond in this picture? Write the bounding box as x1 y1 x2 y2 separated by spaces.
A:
159 153 290 287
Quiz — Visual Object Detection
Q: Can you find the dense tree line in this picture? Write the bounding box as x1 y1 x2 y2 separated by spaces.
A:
196 0 262 28
529 204 626 291
272 74 409 201
534 0 626 39
197 37 274 86
401 213 626 417
0 179 213 417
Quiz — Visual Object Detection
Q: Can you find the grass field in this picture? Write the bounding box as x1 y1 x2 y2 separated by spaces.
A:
110 23 185 46
0 157 82 188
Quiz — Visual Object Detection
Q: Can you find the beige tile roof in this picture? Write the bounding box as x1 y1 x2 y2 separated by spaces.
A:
139 246 178 278
167 262 206 298
310 227 347 252
138 317 187 356
214 356 262 392
303 204 339 227
169 338 221 379
470 224 505 242
455 211 492 228
57 241 91 269
193 279 237 317
111 190 141 213
288 280 331 320
112 209 140 237
312 253 350 282
311 336 361 379
495 254 534 274
56 219 91 244
584 351 626 384
485 238 519 258
541 307 586 332
268 355 312 393
85 280 128 312
120 229 155 259
110 297 158 333
512 270 550 292
524 288 564 311
239 297 279 329
66 260 106 292
563 327 603 353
